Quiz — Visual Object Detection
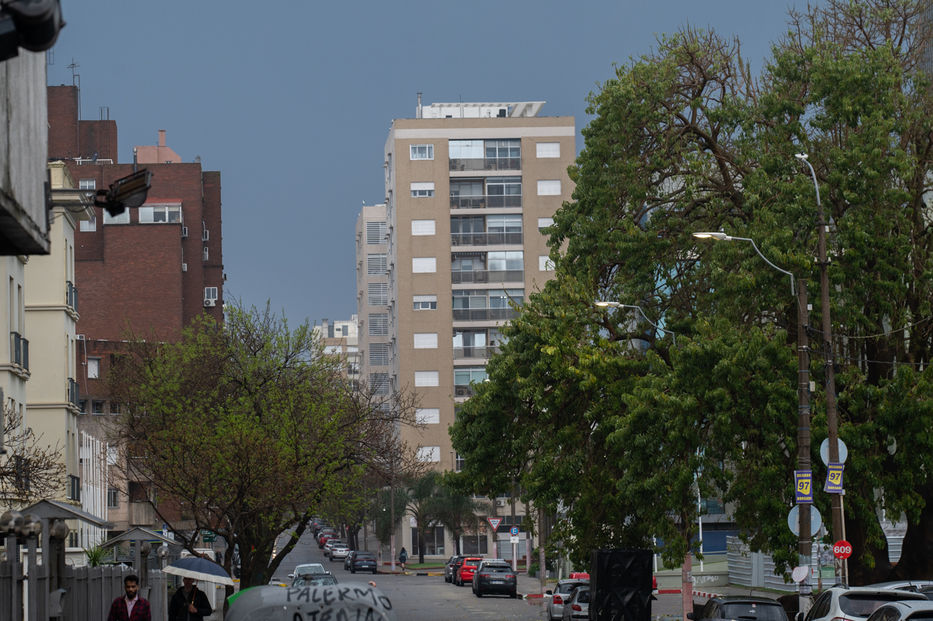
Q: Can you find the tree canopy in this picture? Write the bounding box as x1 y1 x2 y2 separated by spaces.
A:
451 0 933 582
109 303 418 587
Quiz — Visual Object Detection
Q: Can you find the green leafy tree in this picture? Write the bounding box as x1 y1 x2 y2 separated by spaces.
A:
109 302 418 587
453 0 933 584
405 471 444 565
435 474 490 555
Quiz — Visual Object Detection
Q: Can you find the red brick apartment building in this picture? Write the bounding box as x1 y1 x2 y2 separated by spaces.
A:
47 85 224 536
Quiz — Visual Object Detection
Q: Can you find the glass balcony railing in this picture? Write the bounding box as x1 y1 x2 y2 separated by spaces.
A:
453 345 501 360
451 232 523 246
454 385 476 398
452 308 518 321
451 269 523 284
67 377 79 407
449 157 521 172
10 332 28 371
449 194 522 209
66 280 78 313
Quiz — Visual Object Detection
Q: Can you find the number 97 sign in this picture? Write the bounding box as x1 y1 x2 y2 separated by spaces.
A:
833 540 853 559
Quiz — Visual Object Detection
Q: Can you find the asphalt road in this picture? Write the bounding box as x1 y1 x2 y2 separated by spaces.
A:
271 528 547 620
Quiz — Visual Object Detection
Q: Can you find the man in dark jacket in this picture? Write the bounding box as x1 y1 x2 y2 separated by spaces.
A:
168 577 212 621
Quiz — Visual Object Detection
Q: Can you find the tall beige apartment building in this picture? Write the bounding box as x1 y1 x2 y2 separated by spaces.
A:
358 100 574 556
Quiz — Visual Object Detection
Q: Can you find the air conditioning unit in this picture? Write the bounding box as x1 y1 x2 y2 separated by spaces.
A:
496 499 506 507
181 263 188 272
202 229 210 242
181 226 188 238
203 299 216 307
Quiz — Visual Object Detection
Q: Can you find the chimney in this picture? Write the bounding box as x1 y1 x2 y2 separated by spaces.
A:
158 129 166 147
416 92 423 119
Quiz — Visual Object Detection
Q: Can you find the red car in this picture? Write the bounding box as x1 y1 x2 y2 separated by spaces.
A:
456 557 483 586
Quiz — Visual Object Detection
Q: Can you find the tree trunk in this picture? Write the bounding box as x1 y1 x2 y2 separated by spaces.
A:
845 508 891 585
890 482 933 580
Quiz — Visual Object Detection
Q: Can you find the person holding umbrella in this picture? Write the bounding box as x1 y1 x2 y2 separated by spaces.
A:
169 577 212 621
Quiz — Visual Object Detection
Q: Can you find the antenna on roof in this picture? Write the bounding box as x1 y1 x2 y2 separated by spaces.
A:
416 92 423 119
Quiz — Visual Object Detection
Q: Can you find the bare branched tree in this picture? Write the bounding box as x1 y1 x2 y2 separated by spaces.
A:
0 406 66 509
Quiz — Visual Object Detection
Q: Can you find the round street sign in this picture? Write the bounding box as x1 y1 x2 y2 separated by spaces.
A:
833 540 853 559
510 526 520 536
787 504 823 537
791 566 810 583
820 438 848 465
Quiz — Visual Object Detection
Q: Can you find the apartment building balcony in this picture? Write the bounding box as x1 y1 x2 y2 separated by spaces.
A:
10 331 29 372
453 345 501 360
451 269 523 284
67 377 79 408
449 157 520 172
449 195 522 209
451 232 523 246
454 385 476 398
452 308 518 322
66 280 78 313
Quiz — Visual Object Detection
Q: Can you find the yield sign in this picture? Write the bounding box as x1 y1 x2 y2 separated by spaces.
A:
487 517 502 531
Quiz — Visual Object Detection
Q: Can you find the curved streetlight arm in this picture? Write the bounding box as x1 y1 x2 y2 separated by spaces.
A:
595 301 677 345
795 154 822 210
693 232 796 296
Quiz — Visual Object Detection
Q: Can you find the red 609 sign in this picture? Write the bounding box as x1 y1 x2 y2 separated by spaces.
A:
833 540 853 559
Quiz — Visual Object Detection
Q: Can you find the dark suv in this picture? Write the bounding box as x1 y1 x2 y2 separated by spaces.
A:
472 559 517 598
444 555 466 583
688 596 789 621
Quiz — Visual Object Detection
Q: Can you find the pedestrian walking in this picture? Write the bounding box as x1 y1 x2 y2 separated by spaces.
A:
107 574 151 621
398 547 408 571
169 577 212 621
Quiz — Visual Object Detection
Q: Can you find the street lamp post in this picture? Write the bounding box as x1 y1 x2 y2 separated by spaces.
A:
692 232 813 612
795 153 846 583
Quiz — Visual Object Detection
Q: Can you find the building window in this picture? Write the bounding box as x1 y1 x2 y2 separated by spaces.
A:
410 144 434 160
413 333 438 349
416 446 441 462
369 343 390 366
204 287 219 302
107 487 119 508
415 408 440 425
202 246 209 261
536 142 561 158
414 371 439 387
79 213 97 232
138 203 182 223
410 182 435 198
411 219 435 236
110 402 120 415
79 399 87 414
412 257 436 273
370 372 390 395
539 255 555 271
79 179 96 190
537 217 554 231
411 525 445 556
103 210 130 225
461 533 488 555
92 400 105 415
537 179 562 196
369 313 388 336
455 452 466 472
488 251 523 271
366 221 387 244
413 295 437 310
87 357 100 379
367 253 387 275
368 282 388 306
68 475 81 501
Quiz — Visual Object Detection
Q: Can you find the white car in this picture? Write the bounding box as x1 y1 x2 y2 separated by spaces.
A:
797 586 927 621
866 600 933 621
323 539 345 558
288 563 326 579
330 544 351 561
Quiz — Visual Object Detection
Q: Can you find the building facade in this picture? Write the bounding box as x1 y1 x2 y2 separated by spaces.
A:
47 85 225 537
360 100 574 556
314 316 361 386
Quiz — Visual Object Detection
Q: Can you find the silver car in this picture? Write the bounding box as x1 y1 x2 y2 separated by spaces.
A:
561 585 590 620
866 599 933 621
546 579 589 621
798 586 928 621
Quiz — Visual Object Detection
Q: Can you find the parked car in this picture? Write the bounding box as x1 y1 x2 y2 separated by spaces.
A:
444 555 466 583
867 582 933 594
330 543 351 561
546 579 590 621
323 538 345 558
349 551 378 574
472 559 517 598
866 599 933 621
288 563 327 579
688 596 789 621
797 586 928 621
561 585 591 620
317 528 338 548
455 557 483 586
291 573 339 588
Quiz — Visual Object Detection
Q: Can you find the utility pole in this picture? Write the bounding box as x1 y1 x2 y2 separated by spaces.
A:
797 281 813 612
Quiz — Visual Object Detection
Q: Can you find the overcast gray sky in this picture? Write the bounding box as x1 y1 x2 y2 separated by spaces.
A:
47 1 812 326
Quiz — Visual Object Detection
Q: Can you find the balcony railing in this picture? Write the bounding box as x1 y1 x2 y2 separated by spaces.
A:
454 385 476 398
451 232 523 246
10 332 28 371
451 269 523 284
452 308 518 322
67 377 79 408
449 194 523 209
453 345 501 360
449 157 521 172
68 475 81 501
66 280 78 312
